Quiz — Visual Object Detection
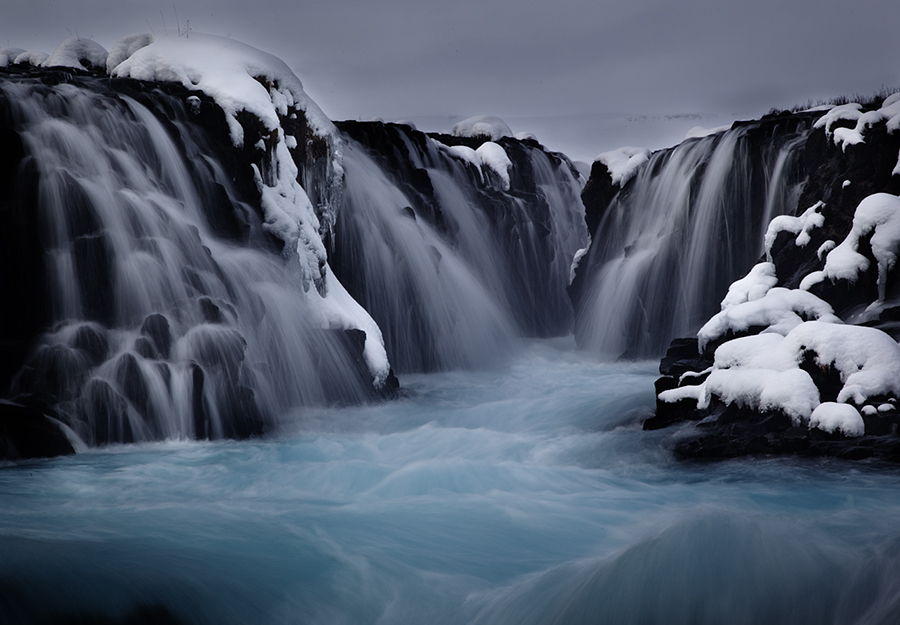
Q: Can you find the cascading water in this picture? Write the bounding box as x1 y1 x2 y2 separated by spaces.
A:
3 38 900 625
331 122 588 372
0 73 379 446
572 119 813 358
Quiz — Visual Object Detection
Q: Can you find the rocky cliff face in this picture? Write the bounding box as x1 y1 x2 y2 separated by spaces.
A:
570 113 821 359
0 66 380 458
331 121 587 372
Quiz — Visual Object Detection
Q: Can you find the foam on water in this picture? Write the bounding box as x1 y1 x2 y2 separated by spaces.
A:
2 343 900 624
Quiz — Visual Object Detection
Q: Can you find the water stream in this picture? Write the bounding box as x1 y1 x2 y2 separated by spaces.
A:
2 341 899 624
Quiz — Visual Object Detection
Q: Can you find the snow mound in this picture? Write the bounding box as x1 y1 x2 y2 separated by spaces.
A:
809 403 864 437
719 262 778 311
594 147 651 187
476 142 512 191
701 367 820 422
663 320 900 429
44 37 108 71
698 287 839 349
451 115 512 141
14 51 49 67
0 48 27 68
712 333 797 371
782 321 900 405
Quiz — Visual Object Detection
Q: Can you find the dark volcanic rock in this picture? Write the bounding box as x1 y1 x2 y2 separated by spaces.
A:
0 402 75 461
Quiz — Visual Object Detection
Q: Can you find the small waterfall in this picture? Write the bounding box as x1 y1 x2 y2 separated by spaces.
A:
0 74 378 446
331 123 588 372
573 120 812 358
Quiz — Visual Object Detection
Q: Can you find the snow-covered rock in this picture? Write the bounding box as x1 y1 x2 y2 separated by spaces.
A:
594 146 650 187
0 48 27 68
44 37 108 71
451 115 513 141
105 32 388 387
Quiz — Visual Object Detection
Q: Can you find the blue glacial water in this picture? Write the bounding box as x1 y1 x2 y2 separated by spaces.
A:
2 339 900 624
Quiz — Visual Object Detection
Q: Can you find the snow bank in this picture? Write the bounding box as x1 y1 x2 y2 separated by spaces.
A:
594 146 651 187
698 287 839 349
814 103 863 146
44 37 108 71
451 115 513 141
764 202 825 258
433 140 511 190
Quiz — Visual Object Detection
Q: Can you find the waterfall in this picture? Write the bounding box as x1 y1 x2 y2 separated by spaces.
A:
330 122 588 372
0 73 378 446
0 71 589 447
572 120 812 358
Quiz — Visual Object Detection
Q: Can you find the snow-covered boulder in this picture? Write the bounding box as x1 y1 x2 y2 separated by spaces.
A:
44 38 108 71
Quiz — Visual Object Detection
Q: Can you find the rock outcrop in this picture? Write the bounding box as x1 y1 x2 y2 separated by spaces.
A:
643 98 900 461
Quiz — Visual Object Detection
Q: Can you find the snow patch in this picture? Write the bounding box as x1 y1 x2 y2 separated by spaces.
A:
764 202 825 258
594 146 651 187
782 321 900 405
698 287 839 350
701 368 820 423
476 142 512 191
445 144 484 182
719 262 778 311
685 124 731 140
108 33 336 149
805 193 900 301
451 115 512 141
0 48 27 68
570 247 588 283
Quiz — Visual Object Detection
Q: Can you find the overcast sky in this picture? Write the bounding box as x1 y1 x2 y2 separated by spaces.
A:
3 0 899 160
